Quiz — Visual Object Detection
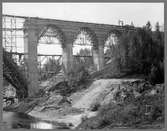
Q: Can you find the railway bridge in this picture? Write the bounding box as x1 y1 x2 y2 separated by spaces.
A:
4 15 136 97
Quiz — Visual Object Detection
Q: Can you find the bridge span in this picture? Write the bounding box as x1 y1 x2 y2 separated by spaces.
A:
3 14 137 97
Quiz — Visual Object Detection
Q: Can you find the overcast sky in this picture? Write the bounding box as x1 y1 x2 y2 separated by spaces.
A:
3 3 164 28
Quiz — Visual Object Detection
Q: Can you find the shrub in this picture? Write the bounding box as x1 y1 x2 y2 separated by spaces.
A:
67 64 90 86
78 83 164 129
40 58 61 80
97 103 138 127
51 64 90 97
66 63 90 92
148 61 164 85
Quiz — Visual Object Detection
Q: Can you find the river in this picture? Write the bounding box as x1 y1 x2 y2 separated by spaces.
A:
3 111 70 129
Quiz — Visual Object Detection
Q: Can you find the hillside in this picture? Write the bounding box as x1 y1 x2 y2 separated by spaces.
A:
25 78 164 129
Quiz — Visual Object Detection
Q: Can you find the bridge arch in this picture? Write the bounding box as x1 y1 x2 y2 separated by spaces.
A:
37 24 66 80
38 24 66 47
22 17 136 97
104 29 122 63
72 27 99 71
77 27 98 49
104 29 121 46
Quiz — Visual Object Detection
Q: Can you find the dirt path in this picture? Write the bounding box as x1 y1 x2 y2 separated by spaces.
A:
72 79 139 109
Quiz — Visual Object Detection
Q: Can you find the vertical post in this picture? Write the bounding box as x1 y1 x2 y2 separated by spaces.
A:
62 39 73 76
24 22 39 97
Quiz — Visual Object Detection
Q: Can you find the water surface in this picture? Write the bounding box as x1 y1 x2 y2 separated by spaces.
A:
3 111 70 129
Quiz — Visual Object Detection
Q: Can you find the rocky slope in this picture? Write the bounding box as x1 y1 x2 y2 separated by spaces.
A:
28 78 148 128
4 77 163 129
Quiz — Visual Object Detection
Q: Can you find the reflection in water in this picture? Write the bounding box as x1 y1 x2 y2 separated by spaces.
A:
31 122 54 129
3 111 69 129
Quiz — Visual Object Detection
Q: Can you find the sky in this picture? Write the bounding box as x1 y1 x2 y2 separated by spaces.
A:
2 2 164 62
3 3 164 28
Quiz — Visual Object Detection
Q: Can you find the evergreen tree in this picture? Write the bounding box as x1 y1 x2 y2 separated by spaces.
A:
111 21 164 84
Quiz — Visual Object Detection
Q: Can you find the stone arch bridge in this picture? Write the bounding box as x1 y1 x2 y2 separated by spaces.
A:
22 17 136 96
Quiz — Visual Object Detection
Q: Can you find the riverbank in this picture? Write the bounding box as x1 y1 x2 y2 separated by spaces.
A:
3 78 164 129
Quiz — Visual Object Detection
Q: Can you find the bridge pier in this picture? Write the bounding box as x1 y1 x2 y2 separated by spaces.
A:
92 40 104 71
24 23 39 97
98 42 105 70
93 48 100 71
62 41 73 75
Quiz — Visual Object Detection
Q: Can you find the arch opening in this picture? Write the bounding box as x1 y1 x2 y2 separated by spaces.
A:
104 32 119 64
73 27 97 73
37 25 65 81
